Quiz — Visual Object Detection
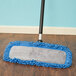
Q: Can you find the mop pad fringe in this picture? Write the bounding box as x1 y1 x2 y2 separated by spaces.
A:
3 41 72 68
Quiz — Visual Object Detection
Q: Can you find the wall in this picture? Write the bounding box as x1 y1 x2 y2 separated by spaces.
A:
0 0 41 26
0 0 76 27
44 0 76 27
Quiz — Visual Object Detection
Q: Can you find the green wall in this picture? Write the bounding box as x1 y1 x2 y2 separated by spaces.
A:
0 0 76 27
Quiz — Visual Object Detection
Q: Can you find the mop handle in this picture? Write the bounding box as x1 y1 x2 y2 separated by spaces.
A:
38 0 45 42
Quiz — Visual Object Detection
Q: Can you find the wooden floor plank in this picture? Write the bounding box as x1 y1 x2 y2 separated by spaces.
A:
0 33 76 76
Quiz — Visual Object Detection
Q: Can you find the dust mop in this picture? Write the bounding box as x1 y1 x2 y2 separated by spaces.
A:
3 0 72 68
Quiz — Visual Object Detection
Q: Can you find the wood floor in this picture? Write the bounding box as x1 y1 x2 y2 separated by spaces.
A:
0 33 76 76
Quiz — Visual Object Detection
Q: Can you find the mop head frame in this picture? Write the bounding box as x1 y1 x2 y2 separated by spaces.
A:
3 41 72 68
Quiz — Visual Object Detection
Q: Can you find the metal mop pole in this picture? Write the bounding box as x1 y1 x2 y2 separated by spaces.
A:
38 0 45 42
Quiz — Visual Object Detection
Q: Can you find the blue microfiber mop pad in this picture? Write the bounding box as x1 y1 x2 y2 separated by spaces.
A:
3 41 72 68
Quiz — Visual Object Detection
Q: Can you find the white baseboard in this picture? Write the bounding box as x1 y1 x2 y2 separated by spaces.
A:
0 26 76 35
